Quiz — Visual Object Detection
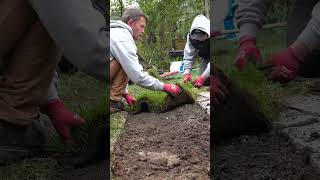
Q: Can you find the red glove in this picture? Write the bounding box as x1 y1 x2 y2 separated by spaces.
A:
162 84 181 96
123 93 136 106
211 75 228 107
235 36 263 70
259 43 308 84
40 99 84 143
194 76 206 88
211 31 223 39
183 73 192 83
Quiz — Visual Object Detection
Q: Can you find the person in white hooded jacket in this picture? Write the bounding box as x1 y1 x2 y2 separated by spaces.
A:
110 8 181 112
183 15 211 88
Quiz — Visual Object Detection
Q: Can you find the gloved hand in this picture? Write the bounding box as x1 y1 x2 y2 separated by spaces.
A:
123 93 136 106
162 83 181 96
211 75 228 107
258 43 309 84
183 73 192 83
40 99 84 143
211 31 222 38
234 36 263 70
194 76 206 88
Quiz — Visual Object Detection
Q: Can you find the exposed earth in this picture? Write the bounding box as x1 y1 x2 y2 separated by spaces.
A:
112 103 210 179
53 160 108 180
212 132 320 180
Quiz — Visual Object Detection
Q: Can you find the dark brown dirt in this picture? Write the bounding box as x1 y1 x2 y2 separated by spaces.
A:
112 103 210 179
54 160 108 180
212 131 320 180
133 100 151 114
53 123 109 179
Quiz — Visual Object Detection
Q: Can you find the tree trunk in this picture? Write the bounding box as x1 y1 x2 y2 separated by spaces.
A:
118 0 124 16
204 0 210 18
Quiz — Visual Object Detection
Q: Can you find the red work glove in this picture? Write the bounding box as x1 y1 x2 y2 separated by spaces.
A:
162 84 181 96
194 76 206 88
211 75 228 107
40 99 84 143
183 73 192 83
235 36 263 70
123 93 136 106
259 43 309 84
211 31 223 39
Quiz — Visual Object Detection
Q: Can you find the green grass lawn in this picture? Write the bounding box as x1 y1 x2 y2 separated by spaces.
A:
214 28 308 123
127 70 204 111
110 112 126 153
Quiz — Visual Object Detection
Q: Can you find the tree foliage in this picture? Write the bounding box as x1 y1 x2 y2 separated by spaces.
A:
266 0 289 23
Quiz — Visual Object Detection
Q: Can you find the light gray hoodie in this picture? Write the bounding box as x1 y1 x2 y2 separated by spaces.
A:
110 20 164 91
183 15 210 77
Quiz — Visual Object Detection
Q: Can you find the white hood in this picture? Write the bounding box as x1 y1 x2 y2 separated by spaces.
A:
110 20 132 33
110 20 133 37
182 15 210 74
189 15 210 37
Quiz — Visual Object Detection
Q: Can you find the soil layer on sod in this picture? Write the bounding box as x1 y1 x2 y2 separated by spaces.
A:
112 103 210 179
212 131 320 180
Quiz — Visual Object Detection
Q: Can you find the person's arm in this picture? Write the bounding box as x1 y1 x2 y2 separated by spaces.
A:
28 0 108 81
124 84 129 94
234 0 266 70
259 2 320 84
111 41 164 91
201 62 210 78
182 34 197 74
46 70 59 101
296 2 320 51
235 0 267 38
194 62 210 88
